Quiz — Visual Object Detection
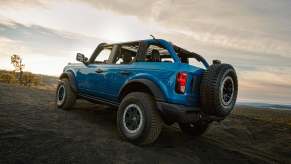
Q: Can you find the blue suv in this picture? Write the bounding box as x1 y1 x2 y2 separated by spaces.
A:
56 39 238 145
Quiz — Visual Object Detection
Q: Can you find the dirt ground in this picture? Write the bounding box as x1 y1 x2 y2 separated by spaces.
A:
0 83 290 164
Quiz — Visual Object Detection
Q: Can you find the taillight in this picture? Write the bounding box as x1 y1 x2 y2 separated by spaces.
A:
176 72 188 94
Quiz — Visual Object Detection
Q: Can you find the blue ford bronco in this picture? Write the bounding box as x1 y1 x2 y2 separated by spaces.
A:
56 39 238 145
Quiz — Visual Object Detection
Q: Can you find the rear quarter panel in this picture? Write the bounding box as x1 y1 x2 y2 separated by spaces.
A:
125 62 204 107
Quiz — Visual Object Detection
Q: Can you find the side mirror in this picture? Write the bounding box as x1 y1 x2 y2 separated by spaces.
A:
76 53 88 63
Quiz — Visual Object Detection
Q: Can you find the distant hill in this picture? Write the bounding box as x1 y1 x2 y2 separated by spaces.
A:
34 73 58 90
237 102 291 110
0 69 58 91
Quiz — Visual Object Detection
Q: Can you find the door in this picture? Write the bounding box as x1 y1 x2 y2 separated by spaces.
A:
102 44 140 101
80 47 112 98
102 64 134 101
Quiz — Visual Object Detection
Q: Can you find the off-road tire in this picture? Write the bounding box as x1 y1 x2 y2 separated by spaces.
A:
179 121 209 136
200 64 238 117
117 92 163 145
56 78 76 110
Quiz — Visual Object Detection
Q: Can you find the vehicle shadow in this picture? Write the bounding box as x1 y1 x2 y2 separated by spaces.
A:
65 100 259 164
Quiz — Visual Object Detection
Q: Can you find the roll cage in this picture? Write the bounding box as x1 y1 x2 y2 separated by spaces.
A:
87 39 209 68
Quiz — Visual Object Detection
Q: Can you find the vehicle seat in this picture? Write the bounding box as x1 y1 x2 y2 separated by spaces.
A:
151 49 160 62
122 53 132 64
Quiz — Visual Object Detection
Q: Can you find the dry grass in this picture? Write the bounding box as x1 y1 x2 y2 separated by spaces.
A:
0 70 58 91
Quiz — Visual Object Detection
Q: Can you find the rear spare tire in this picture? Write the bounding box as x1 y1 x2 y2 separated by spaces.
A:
200 64 238 117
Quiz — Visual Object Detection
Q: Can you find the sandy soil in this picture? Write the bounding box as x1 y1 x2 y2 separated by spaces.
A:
0 82 290 164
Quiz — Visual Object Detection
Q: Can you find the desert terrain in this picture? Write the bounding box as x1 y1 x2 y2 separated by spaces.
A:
0 82 290 164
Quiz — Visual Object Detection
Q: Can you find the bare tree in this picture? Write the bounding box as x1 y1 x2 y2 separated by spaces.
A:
11 54 25 84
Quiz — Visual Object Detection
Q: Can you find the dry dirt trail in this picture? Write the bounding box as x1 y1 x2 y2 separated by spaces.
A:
0 83 290 164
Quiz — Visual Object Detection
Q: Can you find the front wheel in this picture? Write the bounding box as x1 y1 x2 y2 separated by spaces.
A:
56 78 76 110
179 121 210 136
117 92 163 145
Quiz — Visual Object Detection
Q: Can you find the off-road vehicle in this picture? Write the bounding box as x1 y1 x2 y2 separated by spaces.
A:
56 39 238 145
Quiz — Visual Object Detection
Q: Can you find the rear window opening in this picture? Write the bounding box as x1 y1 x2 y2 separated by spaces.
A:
143 44 173 63
174 45 209 69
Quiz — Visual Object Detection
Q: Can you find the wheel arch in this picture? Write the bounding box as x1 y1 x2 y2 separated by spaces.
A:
118 79 166 102
59 71 78 93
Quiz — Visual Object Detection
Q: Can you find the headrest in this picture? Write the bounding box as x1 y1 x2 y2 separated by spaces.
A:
122 54 132 64
151 49 160 62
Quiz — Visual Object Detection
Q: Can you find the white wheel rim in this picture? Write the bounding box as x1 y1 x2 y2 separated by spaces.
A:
57 85 66 106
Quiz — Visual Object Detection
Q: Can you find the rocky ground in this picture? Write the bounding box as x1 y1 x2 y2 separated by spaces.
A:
0 83 290 164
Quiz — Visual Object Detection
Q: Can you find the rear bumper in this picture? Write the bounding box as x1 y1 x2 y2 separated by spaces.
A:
156 102 202 124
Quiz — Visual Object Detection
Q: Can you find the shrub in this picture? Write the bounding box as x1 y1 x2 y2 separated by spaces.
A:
22 72 41 87
0 72 16 84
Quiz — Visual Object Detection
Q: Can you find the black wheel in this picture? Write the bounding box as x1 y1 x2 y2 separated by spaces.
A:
117 92 163 145
56 78 76 110
200 64 238 117
179 121 209 136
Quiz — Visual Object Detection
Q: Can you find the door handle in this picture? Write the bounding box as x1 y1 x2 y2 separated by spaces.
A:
95 69 104 73
119 70 130 75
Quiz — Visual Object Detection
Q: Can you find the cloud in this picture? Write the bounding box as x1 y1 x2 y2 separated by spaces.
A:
3 0 290 57
0 1 166 42
81 0 291 58
236 64 291 104
1 0 291 55
0 19 102 56
0 0 49 7
0 19 104 75
239 70 291 104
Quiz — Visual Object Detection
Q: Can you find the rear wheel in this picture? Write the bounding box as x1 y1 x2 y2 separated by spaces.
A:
179 121 209 136
56 78 76 110
117 92 162 145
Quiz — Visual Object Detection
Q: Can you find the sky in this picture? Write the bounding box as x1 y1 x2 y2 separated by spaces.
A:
0 0 290 104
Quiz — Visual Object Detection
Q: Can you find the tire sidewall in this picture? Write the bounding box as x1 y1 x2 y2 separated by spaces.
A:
56 79 73 108
200 64 238 117
117 95 148 141
56 81 66 107
217 67 237 115
117 92 159 144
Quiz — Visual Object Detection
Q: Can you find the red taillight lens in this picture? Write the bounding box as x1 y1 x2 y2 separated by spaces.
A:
176 72 188 93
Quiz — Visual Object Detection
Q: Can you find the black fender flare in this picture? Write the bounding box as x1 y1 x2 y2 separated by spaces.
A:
118 79 166 102
59 72 78 93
